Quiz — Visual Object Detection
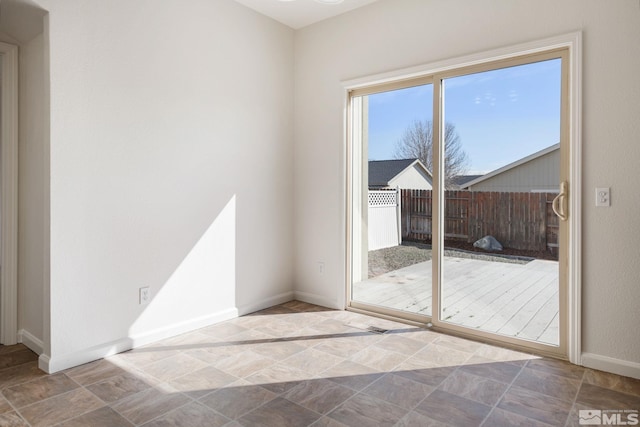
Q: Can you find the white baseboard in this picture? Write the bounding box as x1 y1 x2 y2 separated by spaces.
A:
41 307 238 374
17 329 43 355
237 291 294 316
38 354 51 372
40 291 334 374
581 352 640 380
294 291 342 310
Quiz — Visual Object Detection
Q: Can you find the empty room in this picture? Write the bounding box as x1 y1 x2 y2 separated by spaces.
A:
0 0 638 426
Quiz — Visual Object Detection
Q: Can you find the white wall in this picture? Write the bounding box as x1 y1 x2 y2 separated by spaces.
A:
39 0 294 372
293 0 640 375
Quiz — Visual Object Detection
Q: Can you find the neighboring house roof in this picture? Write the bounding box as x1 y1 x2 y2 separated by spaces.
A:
461 144 560 189
451 175 483 187
368 159 431 187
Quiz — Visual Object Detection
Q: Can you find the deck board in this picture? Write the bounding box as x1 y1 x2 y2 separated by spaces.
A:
353 256 559 346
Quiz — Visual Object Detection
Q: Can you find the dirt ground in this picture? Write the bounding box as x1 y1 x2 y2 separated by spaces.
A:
368 240 556 278
440 239 558 261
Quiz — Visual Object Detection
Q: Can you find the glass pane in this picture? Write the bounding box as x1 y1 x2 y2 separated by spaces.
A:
440 59 562 346
351 84 434 317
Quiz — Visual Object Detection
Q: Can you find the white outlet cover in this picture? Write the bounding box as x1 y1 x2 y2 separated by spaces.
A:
595 187 610 207
139 287 150 305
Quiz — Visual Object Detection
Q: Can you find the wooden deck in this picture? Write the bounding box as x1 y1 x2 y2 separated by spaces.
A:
353 256 559 346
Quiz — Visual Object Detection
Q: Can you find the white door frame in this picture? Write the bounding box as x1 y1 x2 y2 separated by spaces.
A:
0 41 19 345
344 32 582 365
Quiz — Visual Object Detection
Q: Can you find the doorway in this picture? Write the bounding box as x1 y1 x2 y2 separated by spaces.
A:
346 37 580 359
0 41 19 345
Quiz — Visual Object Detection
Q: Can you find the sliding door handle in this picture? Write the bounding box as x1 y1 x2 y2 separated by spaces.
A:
552 181 568 221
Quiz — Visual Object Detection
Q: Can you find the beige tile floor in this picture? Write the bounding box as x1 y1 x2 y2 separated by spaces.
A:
0 301 638 426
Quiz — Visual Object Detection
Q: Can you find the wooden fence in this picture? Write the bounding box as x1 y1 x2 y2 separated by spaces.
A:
401 189 559 255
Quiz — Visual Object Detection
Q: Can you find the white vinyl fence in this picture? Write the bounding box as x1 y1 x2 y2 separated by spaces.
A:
368 189 401 251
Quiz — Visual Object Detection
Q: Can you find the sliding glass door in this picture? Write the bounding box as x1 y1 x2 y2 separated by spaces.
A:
349 81 434 322
348 49 569 355
436 53 567 353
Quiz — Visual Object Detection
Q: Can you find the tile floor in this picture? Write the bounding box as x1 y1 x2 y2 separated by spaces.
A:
0 301 638 426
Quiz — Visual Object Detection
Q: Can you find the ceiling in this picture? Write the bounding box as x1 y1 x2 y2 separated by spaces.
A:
233 0 379 29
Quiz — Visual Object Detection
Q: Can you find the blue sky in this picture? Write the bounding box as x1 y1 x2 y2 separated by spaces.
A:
367 58 561 174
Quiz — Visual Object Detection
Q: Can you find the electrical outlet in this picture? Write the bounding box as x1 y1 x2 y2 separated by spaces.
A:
139 287 150 305
318 262 325 275
595 187 610 207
